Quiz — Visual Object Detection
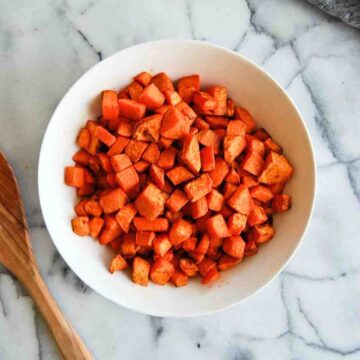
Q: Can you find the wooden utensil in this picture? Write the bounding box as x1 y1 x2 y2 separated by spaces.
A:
0 152 93 360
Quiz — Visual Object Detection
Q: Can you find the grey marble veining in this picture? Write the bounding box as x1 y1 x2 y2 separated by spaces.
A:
1 0 360 359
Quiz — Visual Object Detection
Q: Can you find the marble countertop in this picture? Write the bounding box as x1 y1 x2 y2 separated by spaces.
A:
1 0 360 359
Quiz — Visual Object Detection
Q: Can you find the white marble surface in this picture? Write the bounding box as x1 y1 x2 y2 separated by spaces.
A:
1 0 360 359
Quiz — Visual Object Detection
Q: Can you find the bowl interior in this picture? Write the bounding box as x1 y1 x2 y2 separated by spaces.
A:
38 40 315 317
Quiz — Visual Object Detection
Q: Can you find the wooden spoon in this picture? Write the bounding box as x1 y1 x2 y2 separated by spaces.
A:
0 152 93 360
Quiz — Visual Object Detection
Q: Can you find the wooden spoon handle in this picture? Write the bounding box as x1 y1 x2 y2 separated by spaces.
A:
20 265 94 360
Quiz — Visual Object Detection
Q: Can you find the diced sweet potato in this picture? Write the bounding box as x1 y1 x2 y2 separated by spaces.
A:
227 120 246 136
116 118 134 137
157 147 177 170
118 99 146 121
218 254 240 271
142 143 160 164
135 231 155 247
133 217 169 232
195 117 210 130
226 98 235 117
134 161 150 173
249 185 274 202
181 133 201 173
206 189 224 212
120 233 138 258
223 183 237 200
194 233 210 255
107 136 129 156
248 223 275 244
99 188 128 213
268 182 286 195
272 194 292 212
184 173 213 202
179 258 199 277
183 236 197 252
175 101 197 123
84 200 102 217
133 115 162 142
72 150 90 166
97 153 113 173
223 236 246 259
125 140 149 163
193 91 216 113
77 128 91 149
171 270 189 287
71 216 90 236
115 166 140 194
115 203 137 233
178 86 195 103
134 71 152 87
110 154 132 172
200 145 216 172
65 167 84 188
225 167 240 184
208 157 229 188
253 128 270 141
109 254 128 273
138 83 165 109
167 166 194 185
151 72 174 92
201 268 220 284
164 90 182 106
196 129 220 154
244 238 258 256
160 107 190 139
228 185 254 216
235 107 256 133
223 135 246 163
190 196 208 219
227 213 247 236
207 86 227 115
264 138 282 153
258 151 294 184
245 135 265 158
134 183 167 220
149 164 165 189
241 175 259 188
241 150 265 176
205 116 228 129
150 258 175 285
166 189 189 213
132 257 150 286
153 234 173 257
198 258 217 277
169 219 193 246
178 74 200 90
206 214 230 238
102 90 119 120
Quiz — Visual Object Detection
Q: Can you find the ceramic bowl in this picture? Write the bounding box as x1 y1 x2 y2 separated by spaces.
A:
38 40 316 317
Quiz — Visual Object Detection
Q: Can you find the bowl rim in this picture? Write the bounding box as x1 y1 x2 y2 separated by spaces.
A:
38 39 317 317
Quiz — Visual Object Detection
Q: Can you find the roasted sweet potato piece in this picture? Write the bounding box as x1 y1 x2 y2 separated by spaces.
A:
272 194 292 212
141 143 160 164
253 128 270 141
268 182 286 195
84 200 102 217
193 91 216 113
244 238 258 256
241 175 259 188
179 258 199 277
110 154 132 172
234 107 256 133
150 258 175 285
200 145 216 172
241 150 265 176
138 83 165 109
258 151 294 184
227 120 246 136
109 254 128 273
134 71 152 86
115 203 137 233
197 129 220 154
160 107 190 139
206 189 224 212
208 157 229 188
226 98 235 117
107 136 129 156
134 183 167 220
206 214 230 238
74 199 88 216
245 135 265 158
248 223 275 244
223 183 237 200
71 216 90 236
194 233 210 255
149 164 165 189
264 138 282 153
133 114 162 142
118 99 146 121
225 167 240 184
227 213 247 236
102 90 119 120
218 254 240 271
198 258 217 277
169 219 193 246
153 234 173 257
134 161 150 173
182 236 197 252
181 133 201 173
207 86 227 115
120 233 138 258
133 217 169 232
115 166 139 194
178 74 200 90
166 189 189 213
195 117 210 130
184 173 213 202
227 184 254 216
99 188 128 213
175 101 197 124
72 150 90 166
249 185 274 202
157 146 177 170
223 135 246 163
178 86 195 103
195 212 211 234
164 89 182 106
167 166 194 185
132 257 150 286
205 116 228 129
190 196 209 219
171 270 189 287
223 236 246 259
126 81 143 101
65 167 84 188
135 231 155 248
151 72 174 92
125 140 149 163
201 268 220 284
77 128 91 149
116 118 134 138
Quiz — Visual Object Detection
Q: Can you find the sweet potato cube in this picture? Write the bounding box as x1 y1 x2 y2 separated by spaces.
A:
195 117 210 130
134 161 150 173
208 157 229 188
164 90 182 106
245 135 265 157
226 98 235 117
133 114 162 142
258 151 294 184
116 118 134 138
94 126 116 147
134 183 167 220
181 133 201 173
110 154 132 172
115 166 139 194
268 182 286 195
249 185 274 202
120 233 138 258
125 140 149 163
132 257 150 286
166 166 194 186
133 217 169 232
166 189 189 213
178 74 200 90
223 236 246 259
205 116 228 129
272 194 292 212
206 189 224 212
241 175 259 188
72 150 90 166
218 254 240 271
175 101 197 123
151 72 174 92
65 167 84 188
227 120 246 136
150 258 175 285
126 81 143 101
150 164 165 189
153 234 173 257
227 213 247 236
84 200 102 217
225 167 240 184
228 184 254 216
190 196 208 219
179 258 199 277
244 238 258 256
207 86 227 115
178 86 195 103
134 71 152 87
249 223 275 244
142 142 160 164
241 150 265 176
160 107 190 139
157 147 177 170
135 231 155 247
107 136 129 156
235 107 256 133
197 129 220 154
198 258 217 277
195 233 210 255
71 217 90 236
223 182 238 200
118 99 146 121
206 214 230 238
253 128 270 141
182 236 197 252
102 90 119 120
138 83 165 109
109 254 128 273
100 188 128 213
171 270 189 287
193 91 216 112
77 128 91 149
184 173 213 202
115 203 137 233
201 268 220 284
264 138 282 153
169 219 193 246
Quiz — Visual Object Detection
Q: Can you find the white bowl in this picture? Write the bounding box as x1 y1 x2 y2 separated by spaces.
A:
38 40 316 317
